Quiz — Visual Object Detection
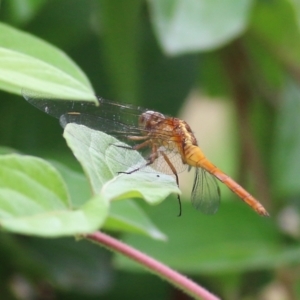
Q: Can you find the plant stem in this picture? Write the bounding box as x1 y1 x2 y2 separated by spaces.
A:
85 231 220 300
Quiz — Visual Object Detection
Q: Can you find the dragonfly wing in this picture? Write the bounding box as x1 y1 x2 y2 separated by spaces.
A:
22 89 145 127
151 146 187 175
59 113 142 142
191 168 220 214
22 89 100 119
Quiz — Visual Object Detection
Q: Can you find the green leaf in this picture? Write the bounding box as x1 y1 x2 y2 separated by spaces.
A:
0 154 109 236
63 124 180 200
48 160 91 208
49 159 166 240
105 200 166 240
63 124 179 238
0 22 96 101
115 200 287 274
148 0 254 55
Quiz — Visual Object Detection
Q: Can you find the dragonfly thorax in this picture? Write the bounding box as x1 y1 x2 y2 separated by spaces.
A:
139 110 166 130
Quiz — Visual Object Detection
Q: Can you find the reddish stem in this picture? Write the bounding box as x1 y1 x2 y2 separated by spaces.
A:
85 231 220 300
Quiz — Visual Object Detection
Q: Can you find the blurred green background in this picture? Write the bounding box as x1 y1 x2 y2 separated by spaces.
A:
1 0 300 299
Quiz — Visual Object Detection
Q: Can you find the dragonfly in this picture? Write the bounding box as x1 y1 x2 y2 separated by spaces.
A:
23 90 269 217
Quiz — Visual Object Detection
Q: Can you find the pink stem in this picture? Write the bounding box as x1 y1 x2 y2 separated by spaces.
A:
85 231 220 300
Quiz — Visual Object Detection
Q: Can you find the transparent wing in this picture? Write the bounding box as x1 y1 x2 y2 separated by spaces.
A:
22 89 145 134
23 89 187 175
23 89 171 144
151 145 187 174
59 112 141 145
191 168 220 214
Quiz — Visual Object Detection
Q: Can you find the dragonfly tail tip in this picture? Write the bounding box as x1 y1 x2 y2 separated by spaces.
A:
257 207 270 217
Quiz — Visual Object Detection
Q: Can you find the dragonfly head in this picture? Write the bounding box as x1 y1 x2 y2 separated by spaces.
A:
139 110 165 130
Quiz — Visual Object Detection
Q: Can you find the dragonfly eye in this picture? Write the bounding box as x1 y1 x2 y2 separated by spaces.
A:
139 110 165 129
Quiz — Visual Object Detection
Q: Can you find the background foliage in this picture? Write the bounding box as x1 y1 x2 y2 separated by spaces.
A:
1 0 300 299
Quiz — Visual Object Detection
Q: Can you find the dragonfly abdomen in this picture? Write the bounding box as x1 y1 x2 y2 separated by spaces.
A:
184 145 269 216
183 144 207 167
212 172 269 216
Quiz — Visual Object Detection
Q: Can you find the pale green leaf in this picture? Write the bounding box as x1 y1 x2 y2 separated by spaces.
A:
50 159 166 240
0 154 108 236
105 200 166 240
0 22 95 101
63 124 180 202
149 0 253 54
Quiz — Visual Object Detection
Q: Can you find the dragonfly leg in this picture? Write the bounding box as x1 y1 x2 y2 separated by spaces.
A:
111 144 133 150
111 139 151 151
118 145 159 175
159 151 181 217
132 140 151 151
127 135 149 141
177 196 182 217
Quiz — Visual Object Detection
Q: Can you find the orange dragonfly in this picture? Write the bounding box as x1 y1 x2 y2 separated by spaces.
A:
23 91 269 217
